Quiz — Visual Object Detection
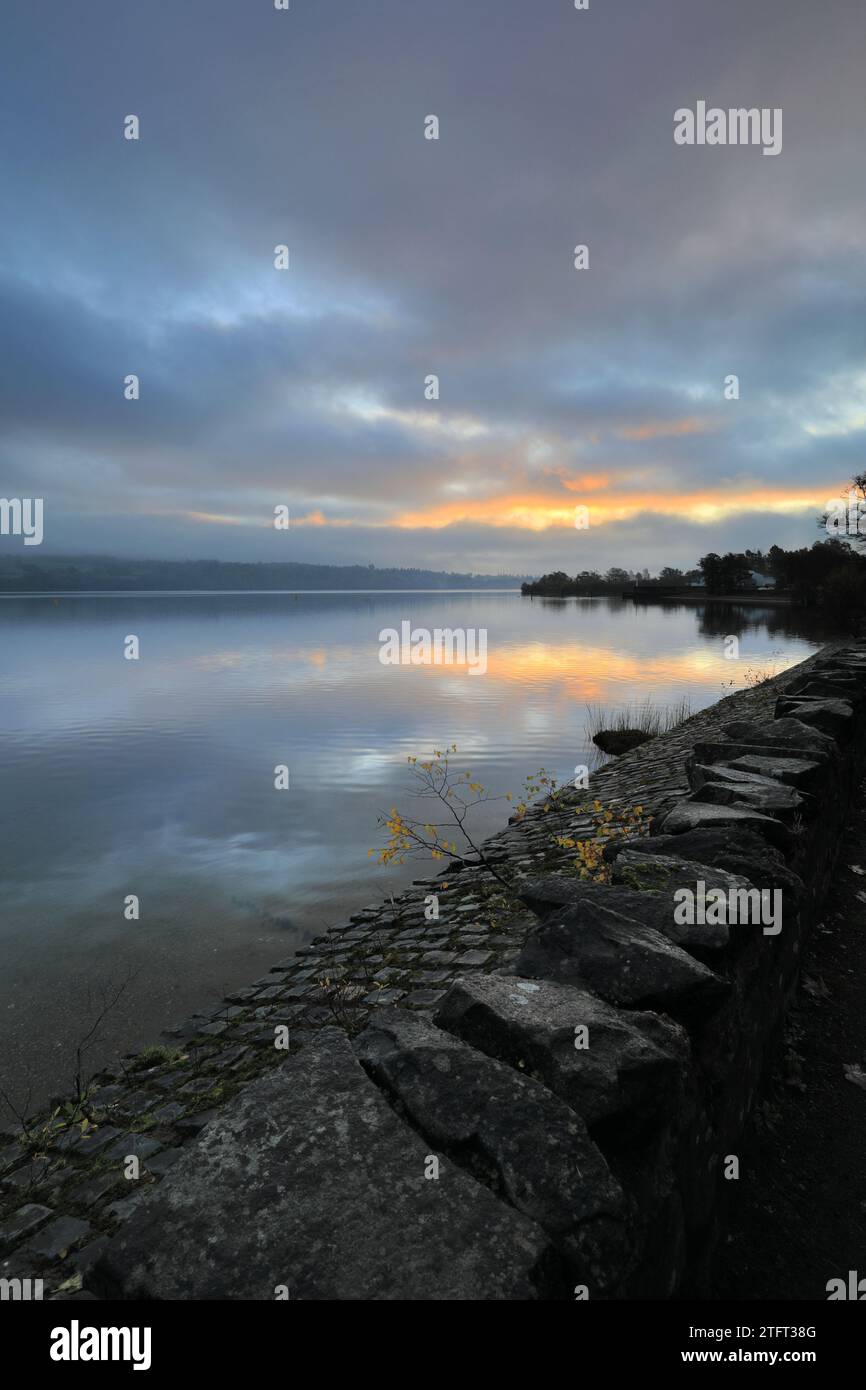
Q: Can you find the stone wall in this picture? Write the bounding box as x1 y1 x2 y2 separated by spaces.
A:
2 640 863 1300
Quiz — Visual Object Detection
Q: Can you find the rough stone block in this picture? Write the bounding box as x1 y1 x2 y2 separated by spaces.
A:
607 830 804 910
721 716 838 758
68 1173 123 1208
0 1204 53 1254
689 762 800 795
94 1030 557 1300
803 678 863 710
690 745 827 792
105 1135 163 1162
435 973 688 1138
784 674 864 706
23 1216 91 1263
656 800 792 852
611 853 754 957
689 778 806 821
774 696 855 741
76 1126 123 1157
512 897 728 1021
355 1011 628 1292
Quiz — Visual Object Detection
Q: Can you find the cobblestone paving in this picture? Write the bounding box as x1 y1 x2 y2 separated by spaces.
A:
0 644 839 1294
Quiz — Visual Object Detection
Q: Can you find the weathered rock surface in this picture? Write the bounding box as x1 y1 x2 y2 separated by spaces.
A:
721 716 837 759
355 1011 628 1291
689 778 806 821
511 898 728 1020
785 673 865 706
774 696 854 741
690 744 827 791
656 799 793 851
611 849 750 894
435 973 688 1137
611 852 754 956
608 829 804 907
688 762 803 795
520 874 732 958
94 1030 557 1300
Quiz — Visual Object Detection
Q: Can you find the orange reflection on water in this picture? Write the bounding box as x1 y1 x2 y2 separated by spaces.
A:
400 639 798 704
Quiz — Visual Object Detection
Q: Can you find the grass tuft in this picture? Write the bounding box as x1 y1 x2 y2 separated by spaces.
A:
584 696 692 742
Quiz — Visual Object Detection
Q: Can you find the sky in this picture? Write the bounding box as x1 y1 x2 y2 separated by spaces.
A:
2 0 865 576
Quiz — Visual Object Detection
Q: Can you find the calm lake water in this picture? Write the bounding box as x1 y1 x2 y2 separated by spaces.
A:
0 590 832 1115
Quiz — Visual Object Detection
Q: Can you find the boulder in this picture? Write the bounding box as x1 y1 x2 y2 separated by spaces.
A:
612 852 757 958
355 1011 628 1292
774 696 855 742
784 675 863 706
689 744 828 791
435 973 688 1138
94 1030 557 1300
521 873 732 958
727 753 825 792
655 800 792 852
688 762 801 794
721 717 837 758
689 778 806 822
609 829 804 906
511 897 728 1021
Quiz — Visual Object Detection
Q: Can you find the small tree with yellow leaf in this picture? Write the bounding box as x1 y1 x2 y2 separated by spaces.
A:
372 745 514 887
373 748 651 887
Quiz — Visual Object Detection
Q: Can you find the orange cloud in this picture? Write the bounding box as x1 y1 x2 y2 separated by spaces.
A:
390 485 825 531
616 416 717 442
559 473 610 493
293 510 356 528
179 482 829 535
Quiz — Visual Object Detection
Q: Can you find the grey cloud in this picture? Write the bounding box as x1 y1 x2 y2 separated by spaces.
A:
2 0 865 570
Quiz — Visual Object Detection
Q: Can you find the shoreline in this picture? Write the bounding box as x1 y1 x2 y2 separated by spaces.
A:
634 592 793 607
525 590 794 606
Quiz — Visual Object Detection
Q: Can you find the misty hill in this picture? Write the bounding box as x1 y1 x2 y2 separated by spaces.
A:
0 555 532 593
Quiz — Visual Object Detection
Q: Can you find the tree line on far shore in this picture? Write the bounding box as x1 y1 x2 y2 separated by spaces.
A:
522 539 866 612
0 555 531 593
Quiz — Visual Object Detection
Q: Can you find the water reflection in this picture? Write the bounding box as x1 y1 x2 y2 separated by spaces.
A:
0 591 831 1115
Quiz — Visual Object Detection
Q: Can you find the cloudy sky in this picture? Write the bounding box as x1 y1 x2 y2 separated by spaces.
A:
2 0 865 575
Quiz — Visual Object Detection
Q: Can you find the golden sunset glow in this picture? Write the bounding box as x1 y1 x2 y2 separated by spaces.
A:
181 484 833 535
390 486 827 532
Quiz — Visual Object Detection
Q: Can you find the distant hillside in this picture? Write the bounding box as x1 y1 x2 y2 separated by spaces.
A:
0 555 532 593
